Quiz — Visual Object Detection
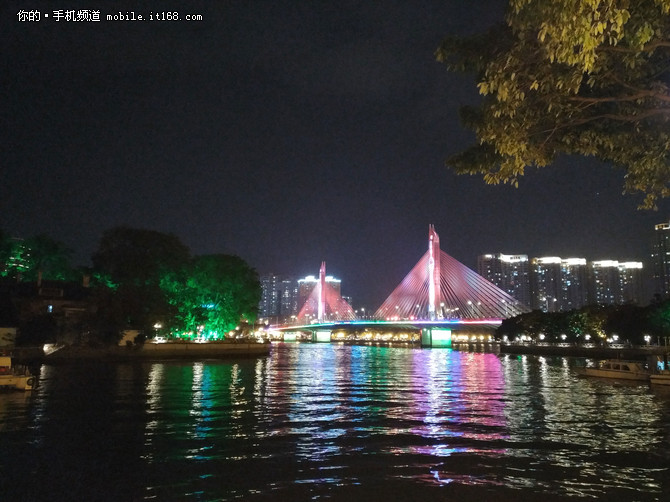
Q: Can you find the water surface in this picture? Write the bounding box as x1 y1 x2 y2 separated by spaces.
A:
1 343 669 501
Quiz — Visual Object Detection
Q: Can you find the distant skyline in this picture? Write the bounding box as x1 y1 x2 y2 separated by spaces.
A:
4 1 670 309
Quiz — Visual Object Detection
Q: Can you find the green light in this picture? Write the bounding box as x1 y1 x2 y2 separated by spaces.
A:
422 327 452 347
159 254 261 341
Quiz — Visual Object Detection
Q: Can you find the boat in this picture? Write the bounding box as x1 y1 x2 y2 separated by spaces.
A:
576 359 650 381
650 370 670 386
0 355 36 391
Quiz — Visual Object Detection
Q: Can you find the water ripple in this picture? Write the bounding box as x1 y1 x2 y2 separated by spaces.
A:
1 344 670 501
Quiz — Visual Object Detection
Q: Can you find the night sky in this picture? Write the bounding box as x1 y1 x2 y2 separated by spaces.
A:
3 1 669 309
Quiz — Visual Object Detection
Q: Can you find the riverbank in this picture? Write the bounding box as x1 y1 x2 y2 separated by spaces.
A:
12 340 271 364
500 343 667 361
11 341 668 364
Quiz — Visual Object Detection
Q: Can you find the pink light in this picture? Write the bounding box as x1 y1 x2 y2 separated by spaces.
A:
296 262 356 323
374 225 529 321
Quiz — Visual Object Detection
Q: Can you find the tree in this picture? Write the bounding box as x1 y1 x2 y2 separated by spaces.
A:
603 303 650 343
160 254 261 337
498 314 525 339
91 227 190 335
437 0 670 208
92 226 190 286
22 234 77 282
578 304 610 341
647 298 670 336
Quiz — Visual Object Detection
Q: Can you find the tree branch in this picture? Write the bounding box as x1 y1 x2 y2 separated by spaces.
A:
535 108 670 138
599 39 670 55
568 89 670 104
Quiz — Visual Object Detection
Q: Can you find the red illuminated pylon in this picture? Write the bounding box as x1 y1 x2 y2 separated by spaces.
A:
296 262 356 323
318 261 326 322
374 225 529 321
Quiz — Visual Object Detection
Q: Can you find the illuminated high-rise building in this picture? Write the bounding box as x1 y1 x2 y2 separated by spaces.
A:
530 257 562 312
652 222 670 299
483 250 643 312
619 262 644 304
259 273 281 321
530 257 590 311
279 277 299 321
590 261 619 305
560 258 588 311
590 260 643 305
259 274 299 323
477 253 530 308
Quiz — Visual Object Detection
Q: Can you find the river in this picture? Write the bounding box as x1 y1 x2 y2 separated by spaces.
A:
1 343 669 501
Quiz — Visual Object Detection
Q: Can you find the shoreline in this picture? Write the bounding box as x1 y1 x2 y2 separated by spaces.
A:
12 341 272 364
10 341 669 364
499 343 668 361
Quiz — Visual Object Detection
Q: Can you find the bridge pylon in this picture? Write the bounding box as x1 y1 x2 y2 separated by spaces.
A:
374 225 530 321
296 262 356 323
428 224 441 320
318 261 326 323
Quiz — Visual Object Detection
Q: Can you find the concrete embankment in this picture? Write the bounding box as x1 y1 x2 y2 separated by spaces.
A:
141 341 271 358
28 341 271 363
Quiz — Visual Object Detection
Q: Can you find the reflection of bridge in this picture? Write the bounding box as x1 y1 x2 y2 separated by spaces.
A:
273 225 530 347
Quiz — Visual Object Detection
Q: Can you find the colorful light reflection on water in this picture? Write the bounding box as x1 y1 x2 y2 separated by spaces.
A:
1 344 669 501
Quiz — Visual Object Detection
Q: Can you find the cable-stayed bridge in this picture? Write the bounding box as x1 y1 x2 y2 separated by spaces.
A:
274 225 529 347
375 225 527 321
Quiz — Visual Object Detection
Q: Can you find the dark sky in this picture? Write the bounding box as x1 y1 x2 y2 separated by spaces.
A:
3 1 669 309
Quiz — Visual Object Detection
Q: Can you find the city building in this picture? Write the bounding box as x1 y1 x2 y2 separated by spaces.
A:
652 222 670 299
589 260 619 305
619 261 644 304
259 273 280 321
530 257 562 311
258 274 300 323
279 277 300 322
590 260 644 305
477 253 531 308
3 279 94 345
559 258 588 311
260 267 354 324
524 255 642 311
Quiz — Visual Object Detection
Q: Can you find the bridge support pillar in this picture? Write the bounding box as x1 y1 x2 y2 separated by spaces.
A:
282 332 299 342
312 330 332 343
421 327 452 348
